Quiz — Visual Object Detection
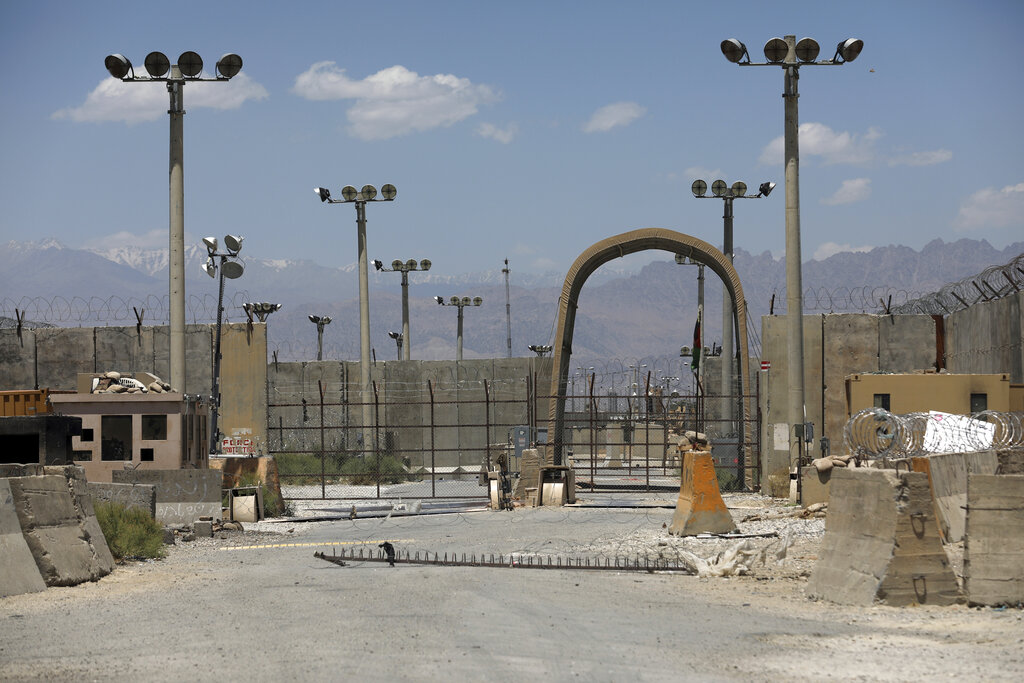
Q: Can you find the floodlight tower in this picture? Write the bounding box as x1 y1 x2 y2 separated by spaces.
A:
308 315 332 361
721 34 862 474
313 183 396 454
201 235 245 455
691 179 774 439
103 51 244 394
387 331 404 360
434 295 482 361
373 258 431 360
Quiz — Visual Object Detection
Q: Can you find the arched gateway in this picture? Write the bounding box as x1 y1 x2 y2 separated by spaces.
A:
545 228 751 471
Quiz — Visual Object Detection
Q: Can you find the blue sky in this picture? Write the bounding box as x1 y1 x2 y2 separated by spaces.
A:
2 0 1022 278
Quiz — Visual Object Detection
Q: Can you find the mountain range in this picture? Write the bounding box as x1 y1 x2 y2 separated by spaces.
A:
2 237 1021 367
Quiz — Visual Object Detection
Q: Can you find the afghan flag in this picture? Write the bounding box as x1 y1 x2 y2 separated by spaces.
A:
692 304 703 373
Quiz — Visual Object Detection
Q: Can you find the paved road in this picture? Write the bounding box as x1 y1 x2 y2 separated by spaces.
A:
1 508 1021 682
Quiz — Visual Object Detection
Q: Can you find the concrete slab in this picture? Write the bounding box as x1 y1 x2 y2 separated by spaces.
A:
112 469 223 524
964 474 1024 606
807 468 960 606
911 451 998 542
0 478 47 597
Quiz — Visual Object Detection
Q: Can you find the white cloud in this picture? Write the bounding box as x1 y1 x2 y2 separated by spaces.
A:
53 73 268 124
821 178 871 206
475 122 518 144
888 149 952 167
759 123 880 165
292 62 499 140
582 101 646 133
954 182 1024 231
83 229 169 251
683 166 724 181
532 256 559 271
813 242 874 261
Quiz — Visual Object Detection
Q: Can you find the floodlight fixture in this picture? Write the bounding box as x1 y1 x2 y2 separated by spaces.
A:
834 38 864 63
105 54 133 79
144 52 170 78
340 185 358 201
405 259 417 270
178 51 203 78
392 259 404 270
245 302 281 322
203 236 218 254
380 184 397 200
388 331 401 340
680 345 691 357
315 187 331 202
203 258 216 278
795 38 820 63
360 184 377 201
528 344 552 357
764 37 789 63
720 39 749 64
224 234 243 254
450 296 460 305
691 179 707 197
473 297 483 306
731 181 747 197
372 259 384 271
758 181 776 197
711 179 727 197
434 296 444 304
216 53 243 79
221 260 244 279
419 259 431 271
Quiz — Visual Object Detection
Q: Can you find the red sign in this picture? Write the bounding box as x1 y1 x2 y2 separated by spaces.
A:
760 360 771 371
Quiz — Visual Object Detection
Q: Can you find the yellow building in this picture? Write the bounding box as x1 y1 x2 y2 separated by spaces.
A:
845 372 1012 417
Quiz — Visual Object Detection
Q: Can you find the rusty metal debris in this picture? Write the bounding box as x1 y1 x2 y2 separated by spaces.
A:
314 546 691 573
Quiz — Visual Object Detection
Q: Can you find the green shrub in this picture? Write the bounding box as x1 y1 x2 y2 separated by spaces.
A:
94 501 166 561
339 454 408 485
717 470 740 492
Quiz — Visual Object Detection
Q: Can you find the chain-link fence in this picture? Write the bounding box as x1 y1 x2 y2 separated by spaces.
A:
268 374 759 501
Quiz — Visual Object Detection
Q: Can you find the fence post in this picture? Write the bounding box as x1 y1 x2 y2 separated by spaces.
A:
484 379 492 471
428 379 436 498
373 380 381 498
319 379 326 499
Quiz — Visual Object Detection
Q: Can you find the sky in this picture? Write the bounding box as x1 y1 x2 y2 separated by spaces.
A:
1 0 1023 280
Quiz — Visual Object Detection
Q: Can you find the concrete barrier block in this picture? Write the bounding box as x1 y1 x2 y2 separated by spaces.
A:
87 482 157 518
6 472 113 586
807 468 960 606
0 478 47 597
964 474 1024 606
911 450 998 542
112 469 223 524
668 452 737 536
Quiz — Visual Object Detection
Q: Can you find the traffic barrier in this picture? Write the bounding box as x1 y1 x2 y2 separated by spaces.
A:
7 467 114 587
667 451 737 536
0 478 47 597
964 473 1024 606
911 450 998 542
807 468 960 606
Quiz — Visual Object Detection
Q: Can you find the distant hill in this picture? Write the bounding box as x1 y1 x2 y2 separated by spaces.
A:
1 237 1021 366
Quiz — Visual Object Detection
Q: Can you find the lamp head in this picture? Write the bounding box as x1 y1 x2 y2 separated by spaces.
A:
144 52 170 78
691 179 707 198
314 187 331 202
215 53 243 79
360 184 377 201
758 181 776 197
711 180 727 197
202 236 218 254
341 185 358 201
392 259 404 271
835 38 864 63
731 181 747 197
795 37 820 63
434 296 444 304
388 331 401 340
405 259 418 271
419 259 431 271
472 296 482 306
203 257 216 278
372 259 384 271
105 54 132 79
224 234 243 254
763 37 789 63
720 39 749 64
380 184 397 200
177 51 203 78
221 260 244 280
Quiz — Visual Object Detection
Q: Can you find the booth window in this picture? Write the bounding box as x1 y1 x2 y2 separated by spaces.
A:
873 393 891 411
101 415 132 461
142 414 167 441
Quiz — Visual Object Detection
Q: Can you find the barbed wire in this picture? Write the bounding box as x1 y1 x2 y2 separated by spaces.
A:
889 253 1024 316
0 292 253 326
843 407 1024 459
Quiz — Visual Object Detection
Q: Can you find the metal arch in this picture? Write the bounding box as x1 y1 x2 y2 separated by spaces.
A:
545 228 751 466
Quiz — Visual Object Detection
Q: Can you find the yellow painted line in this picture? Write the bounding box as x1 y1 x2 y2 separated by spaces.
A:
219 539 414 551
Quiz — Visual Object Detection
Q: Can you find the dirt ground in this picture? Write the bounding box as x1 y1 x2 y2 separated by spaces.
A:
1 494 1021 682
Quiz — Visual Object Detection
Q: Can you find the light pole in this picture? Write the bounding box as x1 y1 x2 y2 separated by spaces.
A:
691 178 774 439
314 183 396 454
104 51 244 394
502 258 512 358
387 331 404 360
721 34 863 469
202 235 245 455
308 315 332 361
434 295 482 361
373 258 430 360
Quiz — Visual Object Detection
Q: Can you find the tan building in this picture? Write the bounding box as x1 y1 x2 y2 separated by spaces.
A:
49 390 208 483
845 372 1012 417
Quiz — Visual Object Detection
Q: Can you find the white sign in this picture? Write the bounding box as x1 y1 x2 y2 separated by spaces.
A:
922 411 994 454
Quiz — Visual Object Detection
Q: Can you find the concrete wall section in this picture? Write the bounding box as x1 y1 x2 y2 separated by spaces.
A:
112 469 223 524
879 315 937 372
94 326 155 379
947 292 1024 382
35 327 95 390
0 478 47 597
87 481 157 517
822 314 878 459
964 473 1024 606
219 323 268 451
0 328 36 389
